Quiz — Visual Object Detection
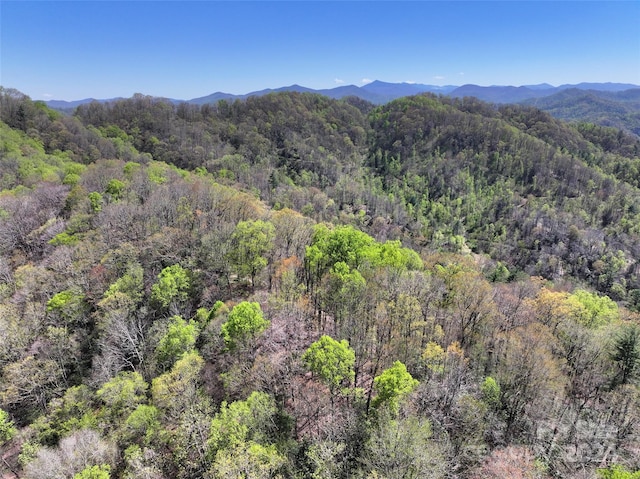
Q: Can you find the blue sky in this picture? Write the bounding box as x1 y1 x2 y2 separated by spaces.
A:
2 1 639 101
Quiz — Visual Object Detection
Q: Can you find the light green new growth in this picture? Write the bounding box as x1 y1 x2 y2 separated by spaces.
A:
372 361 419 411
302 335 355 391
221 301 270 349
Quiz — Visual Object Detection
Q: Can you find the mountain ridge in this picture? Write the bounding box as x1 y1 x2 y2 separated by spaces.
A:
44 81 639 109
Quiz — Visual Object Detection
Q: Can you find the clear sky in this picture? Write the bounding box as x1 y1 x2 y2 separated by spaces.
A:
2 1 639 101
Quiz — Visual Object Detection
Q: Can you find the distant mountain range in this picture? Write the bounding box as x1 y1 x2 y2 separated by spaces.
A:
46 81 639 109
186 80 461 106
448 82 639 104
44 81 640 136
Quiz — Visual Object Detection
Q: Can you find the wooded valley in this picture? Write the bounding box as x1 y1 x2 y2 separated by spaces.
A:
0 86 639 478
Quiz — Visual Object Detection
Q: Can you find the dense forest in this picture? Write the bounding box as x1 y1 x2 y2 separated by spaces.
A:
1 86 639 479
523 88 640 137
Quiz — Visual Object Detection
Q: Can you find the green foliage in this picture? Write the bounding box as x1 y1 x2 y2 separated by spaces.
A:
210 441 286 479
568 289 619 328
88 191 103 212
220 301 270 350
150 263 191 309
329 261 365 287
306 224 376 274
368 95 640 298
481 376 501 409
30 385 97 446
195 300 228 327
105 178 125 200
49 213 93 246
73 464 111 479
302 335 355 391
18 440 40 468
211 300 229 316
361 411 445 479
147 162 168 184
151 350 204 418
104 263 144 304
533 89 640 140
305 224 422 290
122 161 141 177
123 405 160 444
207 391 277 455
97 371 148 418
0 408 16 444
488 262 511 282
46 289 86 320
610 322 640 386
47 290 75 311
372 361 419 411
0 120 83 189
63 173 81 185
206 391 287 477
155 315 199 368
101 125 131 141
375 239 423 270
49 231 80 246
5 87 640 479
227 219 275 287
597 464 640 479
325 262 367 319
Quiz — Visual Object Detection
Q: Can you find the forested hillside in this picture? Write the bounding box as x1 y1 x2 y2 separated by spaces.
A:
1 86 639 479
523 88 640 136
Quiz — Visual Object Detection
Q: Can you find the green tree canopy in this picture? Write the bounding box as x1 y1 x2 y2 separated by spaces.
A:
150 264 191 310
151 350 204 419
73 464 111 479
361 412 445 479
207 391 277 456
302 335 355 391
88 191 103 212
221 301 270 350
103 263 144 304
155 315 199 369
209 442 285 479
372 360 419 411
306 224 376 275
305 224 422 287
46 288 87 325
105 178 125 200
610 322 640 386
568 289 619 328
597 464 640 479
480 376 501 409
227 219 275 289
96 371 148 418
122 404 160 445
0 408 16 445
